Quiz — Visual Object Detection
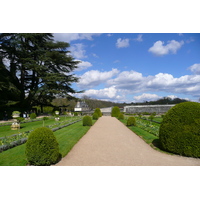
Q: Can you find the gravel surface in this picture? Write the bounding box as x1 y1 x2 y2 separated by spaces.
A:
55 116 200 166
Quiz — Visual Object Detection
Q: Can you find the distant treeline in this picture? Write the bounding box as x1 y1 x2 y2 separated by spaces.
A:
129 97 188 106
81 96 188 109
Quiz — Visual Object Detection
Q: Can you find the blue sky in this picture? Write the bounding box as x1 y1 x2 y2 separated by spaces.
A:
54 33 200 103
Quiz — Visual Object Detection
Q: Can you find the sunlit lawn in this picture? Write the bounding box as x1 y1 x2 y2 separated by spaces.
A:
0 120 93 166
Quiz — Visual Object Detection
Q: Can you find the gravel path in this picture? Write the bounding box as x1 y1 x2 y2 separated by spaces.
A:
55 116 200 166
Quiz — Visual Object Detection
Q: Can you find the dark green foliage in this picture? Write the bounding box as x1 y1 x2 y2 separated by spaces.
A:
92 113 99 120
111 106 120 117
25 127 61 166
0 33 79 110
159 102 200 158
30 113 37 119
82 116 92 126
94 108 102 117
127 117 136 126
118 113 124 120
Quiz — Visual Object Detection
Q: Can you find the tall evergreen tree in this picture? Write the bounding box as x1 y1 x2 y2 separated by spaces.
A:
0 33 80 110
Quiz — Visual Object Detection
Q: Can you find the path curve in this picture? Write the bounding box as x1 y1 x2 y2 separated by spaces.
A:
55 116 200 166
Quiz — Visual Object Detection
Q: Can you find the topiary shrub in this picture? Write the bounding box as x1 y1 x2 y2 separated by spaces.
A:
127 117 136 126
83 115 92 126
94 108 102 117
118 113 124 120
30 113 37 119
111 106 120 117
25 127 61 166
159 102 200 158
92 112 99 120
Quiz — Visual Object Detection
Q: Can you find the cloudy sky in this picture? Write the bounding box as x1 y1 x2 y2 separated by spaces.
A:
53 33 200 103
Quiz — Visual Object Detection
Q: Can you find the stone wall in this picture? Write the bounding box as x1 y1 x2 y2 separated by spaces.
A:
124 105 175 114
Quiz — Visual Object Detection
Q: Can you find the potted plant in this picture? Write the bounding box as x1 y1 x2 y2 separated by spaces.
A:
55 111 59 115
12 111 21 119
55 110 60 121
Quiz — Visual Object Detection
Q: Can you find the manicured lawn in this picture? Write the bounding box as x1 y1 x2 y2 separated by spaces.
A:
153 117 163 123
0 116 73 138
0 120 93 166
120 119 158 144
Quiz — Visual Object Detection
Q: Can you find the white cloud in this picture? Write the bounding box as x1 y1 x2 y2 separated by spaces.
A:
106 68 200 98
69 43 87 59
116 38 130 48
133 93 161 102
92 53 99 58
81 86 127 102
107 70 143 91
76 61 92 71
134 34 143 42
148 40 184 56
77 68 119 89
83 86 117 99
188 63 200 75
53 33 101 43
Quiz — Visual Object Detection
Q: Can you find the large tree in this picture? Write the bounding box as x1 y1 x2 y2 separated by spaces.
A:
0 33 80 111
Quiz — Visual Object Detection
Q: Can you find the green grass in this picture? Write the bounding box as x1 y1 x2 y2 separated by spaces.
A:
120 119 173 154
0 120 93 166
153 117 163 123
121 119 157 144
0 116 72 138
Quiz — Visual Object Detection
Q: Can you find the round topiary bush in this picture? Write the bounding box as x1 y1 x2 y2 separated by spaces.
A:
118 113 124 120
94 108 102 117
159 102 200 158
92 112 99 120
25 127 61 166
111 106 120 117
127 117 136 126
83 115 92 126
30 113 37 119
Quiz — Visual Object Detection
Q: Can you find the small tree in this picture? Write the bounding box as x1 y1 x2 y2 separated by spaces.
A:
111 106 120 117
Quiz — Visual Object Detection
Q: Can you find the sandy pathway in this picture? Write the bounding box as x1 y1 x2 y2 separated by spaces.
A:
55 116 200 166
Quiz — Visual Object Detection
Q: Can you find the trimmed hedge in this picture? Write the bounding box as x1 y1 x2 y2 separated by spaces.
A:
94 108 102 117
127 117 136 126
111 106 120 117
159 102 200 158
83 116 92 126
92 113 99 120
30 113 37 119
25 127 61 166
118 113 124 120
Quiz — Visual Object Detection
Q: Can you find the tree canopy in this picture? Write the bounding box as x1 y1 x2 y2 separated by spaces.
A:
0 33 80 110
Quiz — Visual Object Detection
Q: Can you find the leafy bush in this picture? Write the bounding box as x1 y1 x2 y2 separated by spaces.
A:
30 113 37 119
92 113 99 120
159 102 200 158
118 113 124 120
16 117 25 122
127 117 136 126
94 108 102 117
25 127 61 166
111 106 120 117
83 116 92 126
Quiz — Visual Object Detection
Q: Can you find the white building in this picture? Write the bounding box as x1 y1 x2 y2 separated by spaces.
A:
74 101 90 112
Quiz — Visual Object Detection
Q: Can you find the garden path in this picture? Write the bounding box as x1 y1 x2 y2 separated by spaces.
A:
55 116 200 166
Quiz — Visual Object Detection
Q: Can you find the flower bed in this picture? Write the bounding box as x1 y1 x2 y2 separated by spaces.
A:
135 118 160 137
0 116 82 153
